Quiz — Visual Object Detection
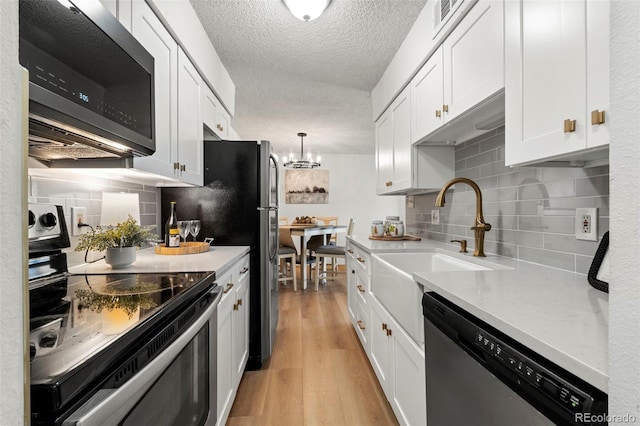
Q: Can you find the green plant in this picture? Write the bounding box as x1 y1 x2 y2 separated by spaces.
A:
75 215 157 252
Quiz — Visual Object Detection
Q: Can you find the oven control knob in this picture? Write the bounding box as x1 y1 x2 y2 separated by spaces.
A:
39 212 57 229
28 211 36 228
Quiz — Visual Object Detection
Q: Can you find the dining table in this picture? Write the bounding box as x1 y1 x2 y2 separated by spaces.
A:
279 223 347 289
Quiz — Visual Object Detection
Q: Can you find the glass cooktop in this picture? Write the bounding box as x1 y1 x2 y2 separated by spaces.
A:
30 271 214 385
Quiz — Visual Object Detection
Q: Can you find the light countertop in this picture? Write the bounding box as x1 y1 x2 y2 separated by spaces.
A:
68 246 250 275
347 234 608 393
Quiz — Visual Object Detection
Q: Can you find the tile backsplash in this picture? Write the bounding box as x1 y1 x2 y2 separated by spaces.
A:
28 172 159 267
406 127 609 274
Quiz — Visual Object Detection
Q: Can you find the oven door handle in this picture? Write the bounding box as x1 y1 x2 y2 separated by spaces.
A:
63 288 222 426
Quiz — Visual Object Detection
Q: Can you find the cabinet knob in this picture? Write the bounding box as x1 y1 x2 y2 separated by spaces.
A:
563 119 576 133
443 104 449 113
217 124 224 131
233 303 238 311
591 110 606 125
435 110 441 118
180 164 186 172
386 328 392 337
385 181 393 187
382 323 387 331
173 162 180 171
237 298 243 306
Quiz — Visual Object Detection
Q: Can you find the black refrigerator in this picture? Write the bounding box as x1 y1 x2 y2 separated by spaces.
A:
161 140 279 370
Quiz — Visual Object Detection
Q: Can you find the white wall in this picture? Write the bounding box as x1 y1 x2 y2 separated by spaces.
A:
0 0 28 423
278 154 405 247
609 1 640 420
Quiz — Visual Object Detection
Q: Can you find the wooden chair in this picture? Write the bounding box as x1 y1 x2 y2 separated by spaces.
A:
315 216 338 244
314 218 355 291
312 216 339 270
278 226 297 291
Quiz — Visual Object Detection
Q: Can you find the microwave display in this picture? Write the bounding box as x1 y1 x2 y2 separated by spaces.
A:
19 0 153 140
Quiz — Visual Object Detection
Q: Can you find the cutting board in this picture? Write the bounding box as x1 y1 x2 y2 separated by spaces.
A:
368 235 422 241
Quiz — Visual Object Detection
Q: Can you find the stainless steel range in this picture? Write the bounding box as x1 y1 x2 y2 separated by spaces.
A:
28 204 221 425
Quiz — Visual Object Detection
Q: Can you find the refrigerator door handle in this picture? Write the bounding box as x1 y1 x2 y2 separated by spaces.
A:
270 153 279 209
257 206 278 211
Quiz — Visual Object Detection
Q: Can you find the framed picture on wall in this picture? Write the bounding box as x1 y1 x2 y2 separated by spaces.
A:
284 169 329 204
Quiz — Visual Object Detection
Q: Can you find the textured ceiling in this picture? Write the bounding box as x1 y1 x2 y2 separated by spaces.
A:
189 0 428 156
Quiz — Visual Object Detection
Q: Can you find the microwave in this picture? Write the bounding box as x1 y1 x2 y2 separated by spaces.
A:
19 0 155 163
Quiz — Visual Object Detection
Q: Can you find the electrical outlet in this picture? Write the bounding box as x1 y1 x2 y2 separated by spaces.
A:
575 208 598 241
431 209 440 225
407 195 415 209
71 207 88 236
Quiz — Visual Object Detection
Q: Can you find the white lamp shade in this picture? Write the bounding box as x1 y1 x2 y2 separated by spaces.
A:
283 0 330 21
100 192 141 226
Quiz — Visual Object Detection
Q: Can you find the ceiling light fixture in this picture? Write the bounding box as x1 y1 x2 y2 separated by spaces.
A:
282 0 331 22
283 133 321 169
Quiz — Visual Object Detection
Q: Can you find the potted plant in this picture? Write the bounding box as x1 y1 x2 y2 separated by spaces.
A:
75 215 157 268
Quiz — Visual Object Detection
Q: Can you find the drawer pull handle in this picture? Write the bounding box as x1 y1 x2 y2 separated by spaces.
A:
382 323 387 331
435 109 441 118
356 284 365 293
386 328 392 337
591 109 606 125
233 303 238 311
357 320 366 330
223 283 234 294
239 267 249 274
564 119 576 133
237 298 243 306
443 104 449 113
357 257 365 263
347 249 354 254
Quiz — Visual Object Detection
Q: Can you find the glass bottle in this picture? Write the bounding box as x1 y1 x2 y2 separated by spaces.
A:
165 201 180 247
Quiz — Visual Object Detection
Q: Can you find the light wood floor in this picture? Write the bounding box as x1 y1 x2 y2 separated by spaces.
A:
227 269 398 426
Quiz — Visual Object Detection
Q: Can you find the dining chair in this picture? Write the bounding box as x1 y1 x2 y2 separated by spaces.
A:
314 218 355 291
315 216 338 244
278 226 297 291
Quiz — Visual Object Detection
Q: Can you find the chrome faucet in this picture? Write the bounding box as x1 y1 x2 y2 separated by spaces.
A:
435 178 491 257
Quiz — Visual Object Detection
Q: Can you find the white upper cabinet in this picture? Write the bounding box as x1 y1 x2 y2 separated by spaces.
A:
177 47 204 186
412 0 504 144
203 85 230 140
131 1 179 180
505 0 609 167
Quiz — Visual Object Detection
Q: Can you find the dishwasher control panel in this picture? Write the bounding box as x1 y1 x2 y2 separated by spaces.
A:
475 331 591 416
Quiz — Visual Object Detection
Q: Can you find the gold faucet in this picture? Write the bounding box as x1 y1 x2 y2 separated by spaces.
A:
435 178 491 257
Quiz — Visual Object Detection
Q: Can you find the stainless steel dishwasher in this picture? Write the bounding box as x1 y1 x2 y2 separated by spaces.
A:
422 292 607 425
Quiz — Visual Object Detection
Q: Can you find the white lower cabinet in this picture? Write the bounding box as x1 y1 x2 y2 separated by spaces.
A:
217 254 250 426
370 296 426 426
347 241 426 426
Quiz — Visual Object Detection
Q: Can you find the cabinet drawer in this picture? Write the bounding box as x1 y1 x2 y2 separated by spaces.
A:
354 250 371 276
354 272 368 306
355 294 370 352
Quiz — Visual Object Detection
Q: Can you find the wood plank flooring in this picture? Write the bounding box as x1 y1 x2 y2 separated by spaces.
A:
227 271 398 426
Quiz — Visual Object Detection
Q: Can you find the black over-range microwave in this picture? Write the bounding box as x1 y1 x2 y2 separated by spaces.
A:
19 0 155 164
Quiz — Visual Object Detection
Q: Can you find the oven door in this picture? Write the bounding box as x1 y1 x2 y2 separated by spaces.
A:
63 287 221 426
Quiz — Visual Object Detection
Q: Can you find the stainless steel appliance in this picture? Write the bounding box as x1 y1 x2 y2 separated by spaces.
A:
28 204 220 425
422 291 607 426
161 140 279 370
19 0 155 165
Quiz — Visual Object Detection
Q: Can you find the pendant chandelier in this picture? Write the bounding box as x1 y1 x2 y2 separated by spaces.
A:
283 133 321 169
282 0 331 22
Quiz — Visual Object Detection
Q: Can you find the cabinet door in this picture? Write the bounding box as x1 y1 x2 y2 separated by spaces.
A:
375 110 394 194
177 48 204 186
391 87 412 191
443 0 504 122
131 1 178 178
411 47 444 144
369 297 393 398
202 84 219 139
216 269 235 426
392 326 426 426
586 0 609 149
505 0 587 165
233 261 250 387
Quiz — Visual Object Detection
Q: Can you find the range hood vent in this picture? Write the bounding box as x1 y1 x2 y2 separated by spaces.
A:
27 114 139 168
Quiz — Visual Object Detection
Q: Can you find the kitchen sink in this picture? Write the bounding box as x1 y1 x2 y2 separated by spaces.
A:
370 251 512 346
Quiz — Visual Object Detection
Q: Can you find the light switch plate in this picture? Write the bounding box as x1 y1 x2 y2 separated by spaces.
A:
431 209 440 225
71 207 88 236
575 207 598 241
407 195 415 209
